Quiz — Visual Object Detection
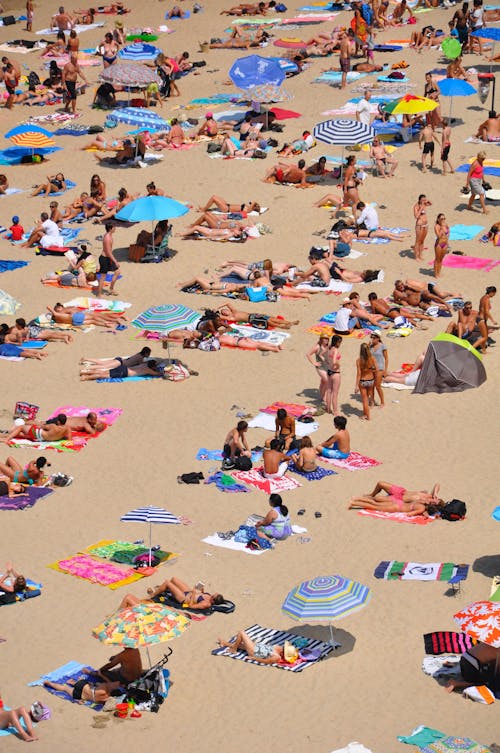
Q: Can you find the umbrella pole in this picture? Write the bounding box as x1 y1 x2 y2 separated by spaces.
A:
146 646 152 668
329 623 335 646
148 521 152 566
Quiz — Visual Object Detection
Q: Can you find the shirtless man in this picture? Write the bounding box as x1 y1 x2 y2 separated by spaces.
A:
479 286 497 331
263 159 308 188
346 292 390 327
262 438 290 479
266 408 295 451
7 317 73 345
1 414 72 444
339 30 351 90
98 648 143 684
315 415 350 459
367 292 433 326
475 111 500 143
398 279 462 302
419 123 440 173
446 301 488 352
62 53 88 114
47 303 127 328
370 138 398 177
216 302 299 329
223 420 251 461
80 360 165 381
393 280 452 313
64 412 105 434
52 6 75 29
390 0 414 24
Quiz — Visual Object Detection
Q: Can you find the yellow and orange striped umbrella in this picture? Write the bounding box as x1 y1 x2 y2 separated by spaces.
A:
8 132 56 148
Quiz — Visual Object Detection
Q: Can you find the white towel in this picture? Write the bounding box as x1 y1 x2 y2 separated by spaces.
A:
248 412 319 436
202 534 267 555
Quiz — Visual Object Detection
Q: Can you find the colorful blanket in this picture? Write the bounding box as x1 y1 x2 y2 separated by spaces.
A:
320 451 381 471
374 561 469 581
260 401 313 417
205 471 250 493
84 539 178 564
356 509 434 524
48 553 142 589
288 461 337 481
196 448 263 463
307 323 369 338
232 467 301 493
398 728 491 753
437 255 500 272
64 296 131 312
423 631 477 655
212 623 338 672
29 662 104 710
0 487 53 511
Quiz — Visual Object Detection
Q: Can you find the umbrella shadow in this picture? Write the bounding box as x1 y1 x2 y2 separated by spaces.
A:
113 246 178 263
472 554 500 578
285 624 356 658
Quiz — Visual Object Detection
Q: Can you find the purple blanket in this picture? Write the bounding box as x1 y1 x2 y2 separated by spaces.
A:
0 487 53 511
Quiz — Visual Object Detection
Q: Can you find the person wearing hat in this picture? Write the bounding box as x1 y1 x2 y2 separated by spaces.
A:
113 19 125 45
198 112 219 138
9 216 24 242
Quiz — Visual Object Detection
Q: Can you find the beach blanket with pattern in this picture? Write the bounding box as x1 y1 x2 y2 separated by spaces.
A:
48 553 143 589
83 539 178 565
356 509 434 524
232 467 301 493
0 487 53 511
212 623 338 671
29 662 104 710
374 562 469 581
196 448 263 463
423 631 477 655
288 461 337 481
320 451 381 471
205 471 250 493
64 296 131 312
260 401 313 417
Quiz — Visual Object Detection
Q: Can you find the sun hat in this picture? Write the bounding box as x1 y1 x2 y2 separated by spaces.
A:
115 20 123 27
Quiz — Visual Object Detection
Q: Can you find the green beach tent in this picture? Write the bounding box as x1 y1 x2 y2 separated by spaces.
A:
413 333 487 394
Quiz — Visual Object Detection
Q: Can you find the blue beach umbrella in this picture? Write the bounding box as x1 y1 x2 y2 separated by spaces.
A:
118 42 162 61
471 27 500 42
282 574 371 644
229 54 285 90
116 195 188 253
437 78 476 121
5 124 53 139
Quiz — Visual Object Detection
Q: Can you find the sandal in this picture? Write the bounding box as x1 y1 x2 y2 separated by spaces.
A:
297 508 306 516
314 511 322 518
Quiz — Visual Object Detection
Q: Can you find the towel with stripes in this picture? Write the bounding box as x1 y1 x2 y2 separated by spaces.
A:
374 561 469 581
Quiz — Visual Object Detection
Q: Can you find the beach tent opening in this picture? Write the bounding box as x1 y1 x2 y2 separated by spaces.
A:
413 333 487 394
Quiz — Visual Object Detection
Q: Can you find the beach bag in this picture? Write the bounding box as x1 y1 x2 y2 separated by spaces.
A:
14 401 39 421
198 335 220 351
2 15 16 25
248 314 269 329
133 553 160 567
275 2 287 11
440 499 466 521
207 142 221 153
30 702 51 722
234 455 252 471
246 286 267 303
253 149 267 159
334 241 350 257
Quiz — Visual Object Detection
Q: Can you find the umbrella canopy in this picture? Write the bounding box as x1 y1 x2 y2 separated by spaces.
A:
101 62 159 87
119 42 162 61
5 124 52 139
413 333 487 395
270 107 301 120
106 107 169 130
121 505 182 565
382 93 437 115
268 56 299 74
244 83 292 103
92 603 190 648
0 289 21 316
441 37 462 59
454 601 500 647
229 54 285 90
116 195 189 223
471 27 500 42
437 78 476 97
7 131 56 149
131 304 200 333
313 118 374 145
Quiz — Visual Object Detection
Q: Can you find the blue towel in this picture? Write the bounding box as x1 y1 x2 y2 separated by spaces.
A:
196 447 263 462
449 224 484 241
492 505 500 521
0 260 29 273
43 179 77 197
30 663 105 710
456 164 500 176
20 341 48 349
288 461 337 480
374 44 403 51
96 374 161 383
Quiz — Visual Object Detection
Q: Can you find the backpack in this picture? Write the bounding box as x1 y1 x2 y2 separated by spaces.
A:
234 455 252 471
440 499 467 521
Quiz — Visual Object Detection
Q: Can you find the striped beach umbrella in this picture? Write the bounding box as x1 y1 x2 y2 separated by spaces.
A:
282 574 371 644
119 42 162 61
101 62 159 88
106 107 169 130
121 505 181 566
454 601 500 647
5 124 52 139
7 131 56 149
313 118 374 146
131 304 200 333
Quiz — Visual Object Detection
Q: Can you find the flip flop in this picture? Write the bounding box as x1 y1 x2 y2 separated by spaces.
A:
314 511 322 518
297 508 306 515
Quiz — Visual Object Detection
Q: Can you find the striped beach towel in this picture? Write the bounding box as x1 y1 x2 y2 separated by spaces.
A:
423 631 477 655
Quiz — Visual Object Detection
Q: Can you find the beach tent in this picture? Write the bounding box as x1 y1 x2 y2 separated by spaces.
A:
413 333 486 394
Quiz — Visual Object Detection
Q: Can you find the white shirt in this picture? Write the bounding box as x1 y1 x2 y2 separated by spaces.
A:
335 306 352 331
40 218 64 248
357 205 379 230
41 219 60 237
356 98 371 126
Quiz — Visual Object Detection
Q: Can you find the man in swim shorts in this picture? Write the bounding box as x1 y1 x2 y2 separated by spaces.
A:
47 303 128 328
315 415 350 459
1 414 72 444
262 439 290 479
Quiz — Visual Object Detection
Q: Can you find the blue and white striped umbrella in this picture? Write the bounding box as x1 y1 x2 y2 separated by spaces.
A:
282 574 371 644
313 118 374 146
106 107 169 129
119 42 162 61
121 505 181 565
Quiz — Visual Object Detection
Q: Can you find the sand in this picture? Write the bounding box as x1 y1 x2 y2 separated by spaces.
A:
0 1 499 751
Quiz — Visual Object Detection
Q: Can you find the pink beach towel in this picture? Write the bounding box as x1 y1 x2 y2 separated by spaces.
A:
53 554 137 585
260 401 312 417
432 255 500 272
320 451 381 471
232 467 301 493
356 509 434 525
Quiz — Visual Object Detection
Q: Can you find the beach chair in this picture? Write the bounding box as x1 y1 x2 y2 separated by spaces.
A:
141 227 172 263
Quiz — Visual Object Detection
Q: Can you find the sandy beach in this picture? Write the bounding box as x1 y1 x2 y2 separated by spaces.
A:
0 0 499 750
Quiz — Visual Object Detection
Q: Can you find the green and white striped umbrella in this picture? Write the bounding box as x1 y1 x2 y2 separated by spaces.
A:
131 304 200 333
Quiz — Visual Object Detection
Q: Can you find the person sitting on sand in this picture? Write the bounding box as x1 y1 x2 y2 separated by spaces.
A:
62 192 102 221
255 493 292 540
121 577 225 610
348 480 444 515
198 196 261 214
446 301 488 353
291 435 317 472
216 302 299 329
0 706 38 742
444 643 500 694
21 212 64 250
367 292 432 327
0 456 49 487
31 173 66 198
223 420 251 463
262 438 290 479
1 414 72 444
263 159 308 188
98 648 143 684
475 110 500 143
47 303 128 329
216 631 287 664
44 675 120 703
382 351 426 387
268 407 295 452
315 415 350 459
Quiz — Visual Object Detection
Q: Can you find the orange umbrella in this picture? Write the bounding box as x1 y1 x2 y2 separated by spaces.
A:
8 132 56 148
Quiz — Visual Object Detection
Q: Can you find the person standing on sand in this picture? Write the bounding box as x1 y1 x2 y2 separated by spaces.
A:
62 53 88 114
339 31 351 90
97 223 120 298
419 123 439 173
440 118 454 175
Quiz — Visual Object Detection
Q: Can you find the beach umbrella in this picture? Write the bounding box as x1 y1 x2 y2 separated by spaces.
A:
268 56 299 74
7 131 56 150
413 333 486 395
454 601 500 647
5 124 52 139
471 27 500 42
101 62 160 88
131 304 200 334
119 42 162 61
282 574 372 645
116 195 188 253
0 289 21 316
270 107 301 120
313 118 374 171
92 603 190 664
105 107 169 130
229 54 285 90
437 78 476 121
441 37 461 60
120 505 181 565
382 93 437 115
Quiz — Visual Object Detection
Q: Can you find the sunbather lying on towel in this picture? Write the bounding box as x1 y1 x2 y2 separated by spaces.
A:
98 648 143 684
1 414 72 444
80 347 152 371
64 413 105 434
80 359 167 381
216 303 299 329
179 226 248 241
218 259 294 278
348 480 444 515
263 439 290 478
0 562 28 603
0 706 38 742
263 159 310 188
367 293 433 326
295 258 380 285
444 642 500 694
0 456 49 487
198 196 261 214
0 476 28 498
47 304 128 328
43 675 121 703
184 211 253 234
216 631 287 664
0 342 48 360
120 577 225 610
1 319 73 345
393 280 454 313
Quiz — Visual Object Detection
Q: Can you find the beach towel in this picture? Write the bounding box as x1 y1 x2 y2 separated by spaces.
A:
307 323 370 339
448 224 485 241
95 374 161 383
331 746 376 753
296 279 353 293
48 553 142 589
0 577 41 604
30 662 105 710
0 487 52 511
398 729 491 753
36 22 104 34
212 623 338 671
64 296 131 312
288 461 337 481
232 466 301 493
196 448 263 463
374 561 469 581
260 401 313 418
0 260 29 274
202 533 269 555
492 506 500 521
456 164 500 176
228 324 290 346
423 631 477 655
248 411 319 436
320 451 381 471
422 654 462 679
438 255 500 273
356 509 434 524
315 71 366 84
205 471 251 493
84 539 178 564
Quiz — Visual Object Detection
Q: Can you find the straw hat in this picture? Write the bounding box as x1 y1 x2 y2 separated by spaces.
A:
115 20 123 28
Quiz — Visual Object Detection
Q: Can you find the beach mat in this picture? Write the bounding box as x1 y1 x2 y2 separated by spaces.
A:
248 411 319 436
29 662 105 710
423 631 477 655
48 553 142 589
212 623 338 671
0 260 29 273
449 224 484 241
202 533 269 555
320 451 381 471
296 280 353 293
0 486 52 511
83 539 178 564
260 401 313 417
288 461 337 481
232 466 301 493
437 255 500 272
356 509 434 524
374 561 469 581
196 448 263 463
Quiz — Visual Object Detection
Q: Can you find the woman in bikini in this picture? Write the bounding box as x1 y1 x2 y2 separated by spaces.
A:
90 174 106 202
307 335 331 409
291 436 318 473
31 173 66 197
198 197 261 214
327 334 342 416
423 71 441 128
0 456 49 486
343 155 361 210
100 33 119 67
66 29 80 54
349 480 443 514
217 259 272 281
433 213 450 278
43 677 120 704
413 193 431 261
355 342 377 421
